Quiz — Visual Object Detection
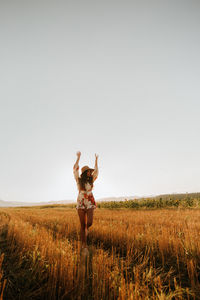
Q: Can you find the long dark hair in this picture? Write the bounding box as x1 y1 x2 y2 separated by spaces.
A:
78 171 94 191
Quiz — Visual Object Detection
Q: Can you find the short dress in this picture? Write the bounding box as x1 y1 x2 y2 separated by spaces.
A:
73 164 98 210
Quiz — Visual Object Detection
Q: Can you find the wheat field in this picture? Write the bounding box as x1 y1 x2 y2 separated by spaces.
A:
0 206 200 299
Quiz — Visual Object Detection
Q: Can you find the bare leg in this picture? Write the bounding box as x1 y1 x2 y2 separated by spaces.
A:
86 208 94 237
78 209 87 248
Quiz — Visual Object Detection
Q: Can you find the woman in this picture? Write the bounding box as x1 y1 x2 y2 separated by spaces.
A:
73 151 99 254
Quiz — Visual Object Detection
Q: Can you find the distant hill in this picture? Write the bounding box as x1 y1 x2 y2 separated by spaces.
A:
0 196 141 207
0 199 27 207
96 196 141 202
0 199 75 207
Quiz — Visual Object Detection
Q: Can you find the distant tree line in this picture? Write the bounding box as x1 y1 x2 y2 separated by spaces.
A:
96 193 200 209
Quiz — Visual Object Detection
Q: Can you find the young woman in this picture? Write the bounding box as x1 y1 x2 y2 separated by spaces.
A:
73 151 99 254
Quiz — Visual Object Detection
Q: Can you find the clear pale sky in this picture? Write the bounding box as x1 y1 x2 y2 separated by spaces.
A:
0 0 200 203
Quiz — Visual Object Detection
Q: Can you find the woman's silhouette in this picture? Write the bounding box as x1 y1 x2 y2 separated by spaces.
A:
73 151 99 254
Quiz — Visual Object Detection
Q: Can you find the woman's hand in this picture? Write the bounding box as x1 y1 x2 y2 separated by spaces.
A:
74 151 81 165
94 154 99 179
76 151 81 158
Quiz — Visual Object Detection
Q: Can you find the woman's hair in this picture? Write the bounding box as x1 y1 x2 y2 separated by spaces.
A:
78 171 94 191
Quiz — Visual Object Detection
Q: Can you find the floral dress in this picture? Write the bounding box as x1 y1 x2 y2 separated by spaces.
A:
73 163 98 210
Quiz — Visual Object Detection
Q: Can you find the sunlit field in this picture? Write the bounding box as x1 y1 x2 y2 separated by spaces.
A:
0 204 200 299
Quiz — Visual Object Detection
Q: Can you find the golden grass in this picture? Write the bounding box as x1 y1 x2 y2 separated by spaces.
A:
0 254 6 300
0 207 199 299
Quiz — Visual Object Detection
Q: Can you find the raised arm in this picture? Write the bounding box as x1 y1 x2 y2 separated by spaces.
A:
73 151 81 182
93 153 99 182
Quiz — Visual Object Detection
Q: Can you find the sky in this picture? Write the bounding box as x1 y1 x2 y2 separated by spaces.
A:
0 0 200 203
